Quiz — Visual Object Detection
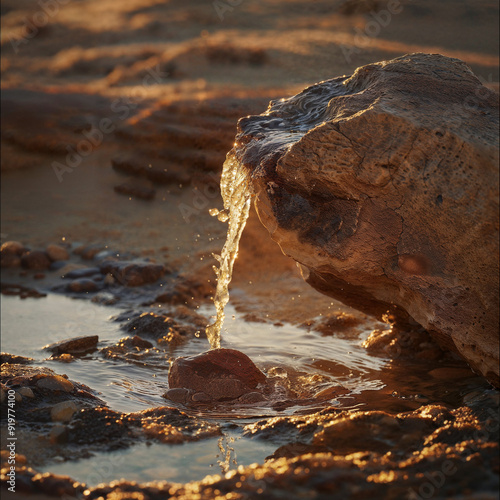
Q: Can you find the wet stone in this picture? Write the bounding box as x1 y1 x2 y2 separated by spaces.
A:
37 375 74 392
100 337 166 367
1 353 34 364
1 241 26 256
46 244 70 262
191 391 212 403
77 244 106 260
168 348 267 401
67 278 100 293
130 335 153 349
31 472 84 497
99 259 166 287
119 311 192 340
18 387 35 398
51 401 78 422
21 250 51 270
1 242 25 267
163 388 191 404
44 335 99 356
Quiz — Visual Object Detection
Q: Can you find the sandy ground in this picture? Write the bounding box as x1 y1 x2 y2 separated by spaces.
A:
1 0 499 321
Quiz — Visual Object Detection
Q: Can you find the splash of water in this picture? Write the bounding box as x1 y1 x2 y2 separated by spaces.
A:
206 153 251 349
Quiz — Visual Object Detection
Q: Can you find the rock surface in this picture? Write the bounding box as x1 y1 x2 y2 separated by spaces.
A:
168 348 267 401
44 336 99 355
234 53 499 386
99 259 166 286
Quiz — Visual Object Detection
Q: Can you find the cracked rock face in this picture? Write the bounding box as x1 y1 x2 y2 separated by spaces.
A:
234 53 499 387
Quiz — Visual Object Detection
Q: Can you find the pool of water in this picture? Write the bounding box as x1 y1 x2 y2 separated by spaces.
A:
1 290 488 487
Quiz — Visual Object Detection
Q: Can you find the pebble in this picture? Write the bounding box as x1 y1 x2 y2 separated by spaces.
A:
1 353 34 364
1 241 26 256
91 291 118 305
80 245 105 260
18 387 35 398
37 375 74 392
14 392 22 402
34 273 45 280
103 273 115 285
21 250 51 270
164 388 190 403
51 401 78 422
56 353 74 362
46 244 70 262
67 278 99 293
192 392 212 403
131 336 153 349
99 260 166 287
44 335 99 355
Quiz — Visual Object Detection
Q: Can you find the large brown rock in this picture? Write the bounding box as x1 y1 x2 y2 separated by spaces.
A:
233 53 499 387
168 348 266 401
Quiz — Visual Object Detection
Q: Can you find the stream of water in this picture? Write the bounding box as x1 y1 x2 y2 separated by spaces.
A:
206 153 252 349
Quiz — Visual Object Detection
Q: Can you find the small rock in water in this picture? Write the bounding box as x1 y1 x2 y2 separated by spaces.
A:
191 392 212 403
44 335 99 355
163 388 191 404
21 250 51 270
18 387 35 398
78 244 106 260
130 336 153 349
168 348 266 401
46 244 70 262
51 401 78 422
1 241 26 256
0 353 34 364
37 375 74 392
99 260 166 287
1 241 25 267
67 278 99 293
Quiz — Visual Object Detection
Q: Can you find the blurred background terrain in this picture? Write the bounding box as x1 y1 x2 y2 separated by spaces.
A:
1 0 498 314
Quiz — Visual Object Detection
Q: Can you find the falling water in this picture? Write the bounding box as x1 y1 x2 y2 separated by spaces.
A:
206 153 252 349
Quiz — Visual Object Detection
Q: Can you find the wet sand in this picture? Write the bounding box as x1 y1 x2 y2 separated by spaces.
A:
1 0 499 498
